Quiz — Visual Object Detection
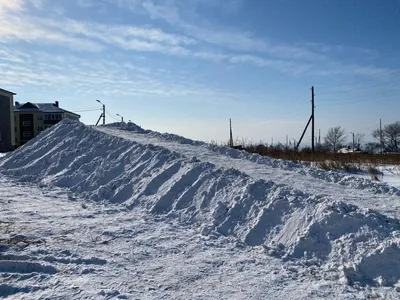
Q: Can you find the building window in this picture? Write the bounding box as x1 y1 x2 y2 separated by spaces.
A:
37 115 43 121
22 131 32 138
45 114 49 120
22 121 31 127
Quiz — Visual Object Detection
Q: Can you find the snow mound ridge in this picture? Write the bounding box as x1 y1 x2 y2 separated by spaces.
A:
103 121 148 133
2 119 400 287
106 122 398 196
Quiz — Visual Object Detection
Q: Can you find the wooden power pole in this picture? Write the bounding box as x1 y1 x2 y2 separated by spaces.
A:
380 118 383 153
318 129 321 148
296 86 315 152
229 118 233 148
311 86 315 154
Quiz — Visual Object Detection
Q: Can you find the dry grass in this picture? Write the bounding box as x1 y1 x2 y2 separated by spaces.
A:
239 143 400 173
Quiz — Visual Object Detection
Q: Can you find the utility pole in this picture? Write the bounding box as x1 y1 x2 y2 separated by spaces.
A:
380 118 383 154
286 134 288 147
350 132 355 151
311 86 315 154
318 129 321 148
229 118 233 148
96 99 106 126
295 86 315 152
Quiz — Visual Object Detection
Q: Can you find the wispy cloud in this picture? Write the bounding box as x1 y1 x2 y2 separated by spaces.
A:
120 0 328 62
106 0 395 76
297 42 379 59
0 2 104 51
0 0 24 11
0 2 195 53
0 46 241 103
0 0 396 79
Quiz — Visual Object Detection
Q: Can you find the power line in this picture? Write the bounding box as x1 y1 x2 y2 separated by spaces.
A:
317 69 400 91
73 108 102 113
318 89 400 107
69 107 101 111
247 91 311 130
317 76 400 96
247 110 306 130
105 109 119 121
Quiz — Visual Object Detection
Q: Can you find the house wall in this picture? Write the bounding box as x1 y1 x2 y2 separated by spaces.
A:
0 91 15 151
14 111 45 145
13 106 80 147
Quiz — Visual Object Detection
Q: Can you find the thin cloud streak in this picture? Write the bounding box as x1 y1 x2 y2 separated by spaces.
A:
0 47 242 103
0 0 396 79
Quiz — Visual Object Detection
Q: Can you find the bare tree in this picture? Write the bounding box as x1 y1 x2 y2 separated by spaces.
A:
372 121 400 152
324 126 347 152
364 142 380 154
354 133 365 149
372 129 384 151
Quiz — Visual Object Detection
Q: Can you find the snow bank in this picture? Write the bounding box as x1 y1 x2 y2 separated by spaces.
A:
115 123 399 196
104 121 148 134
2 119 400 287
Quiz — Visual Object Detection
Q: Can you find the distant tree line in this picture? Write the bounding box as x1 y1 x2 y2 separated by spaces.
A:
322 121 400 153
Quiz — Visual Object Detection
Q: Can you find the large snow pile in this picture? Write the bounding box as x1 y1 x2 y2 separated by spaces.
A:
110 125 399 196
1 119 400 290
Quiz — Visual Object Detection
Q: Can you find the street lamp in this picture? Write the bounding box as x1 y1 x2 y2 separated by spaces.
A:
116 114 124 123
95 100 105 126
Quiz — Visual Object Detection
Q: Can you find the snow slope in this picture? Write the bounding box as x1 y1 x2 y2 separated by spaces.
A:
1 120 400 298
380 166 400 188
354 165 400 189
96 124 400 218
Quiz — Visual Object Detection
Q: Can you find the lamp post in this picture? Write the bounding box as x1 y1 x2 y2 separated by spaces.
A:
96 100 105 125
116 114 124 123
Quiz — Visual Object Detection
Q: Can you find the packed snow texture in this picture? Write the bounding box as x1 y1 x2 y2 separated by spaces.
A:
1 119 400 298
1 177 376 299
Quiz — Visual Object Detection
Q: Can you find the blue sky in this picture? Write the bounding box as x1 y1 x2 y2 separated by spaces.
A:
1 0 399 145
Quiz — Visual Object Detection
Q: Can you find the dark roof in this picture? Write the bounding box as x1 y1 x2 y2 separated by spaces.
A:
15 102 80 117
0 88 16 95
19 102 40 109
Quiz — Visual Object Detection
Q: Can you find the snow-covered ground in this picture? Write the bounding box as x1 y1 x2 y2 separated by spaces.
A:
354 165 400 189
379 166 400 188
0 177 371 299
1 120 400 299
